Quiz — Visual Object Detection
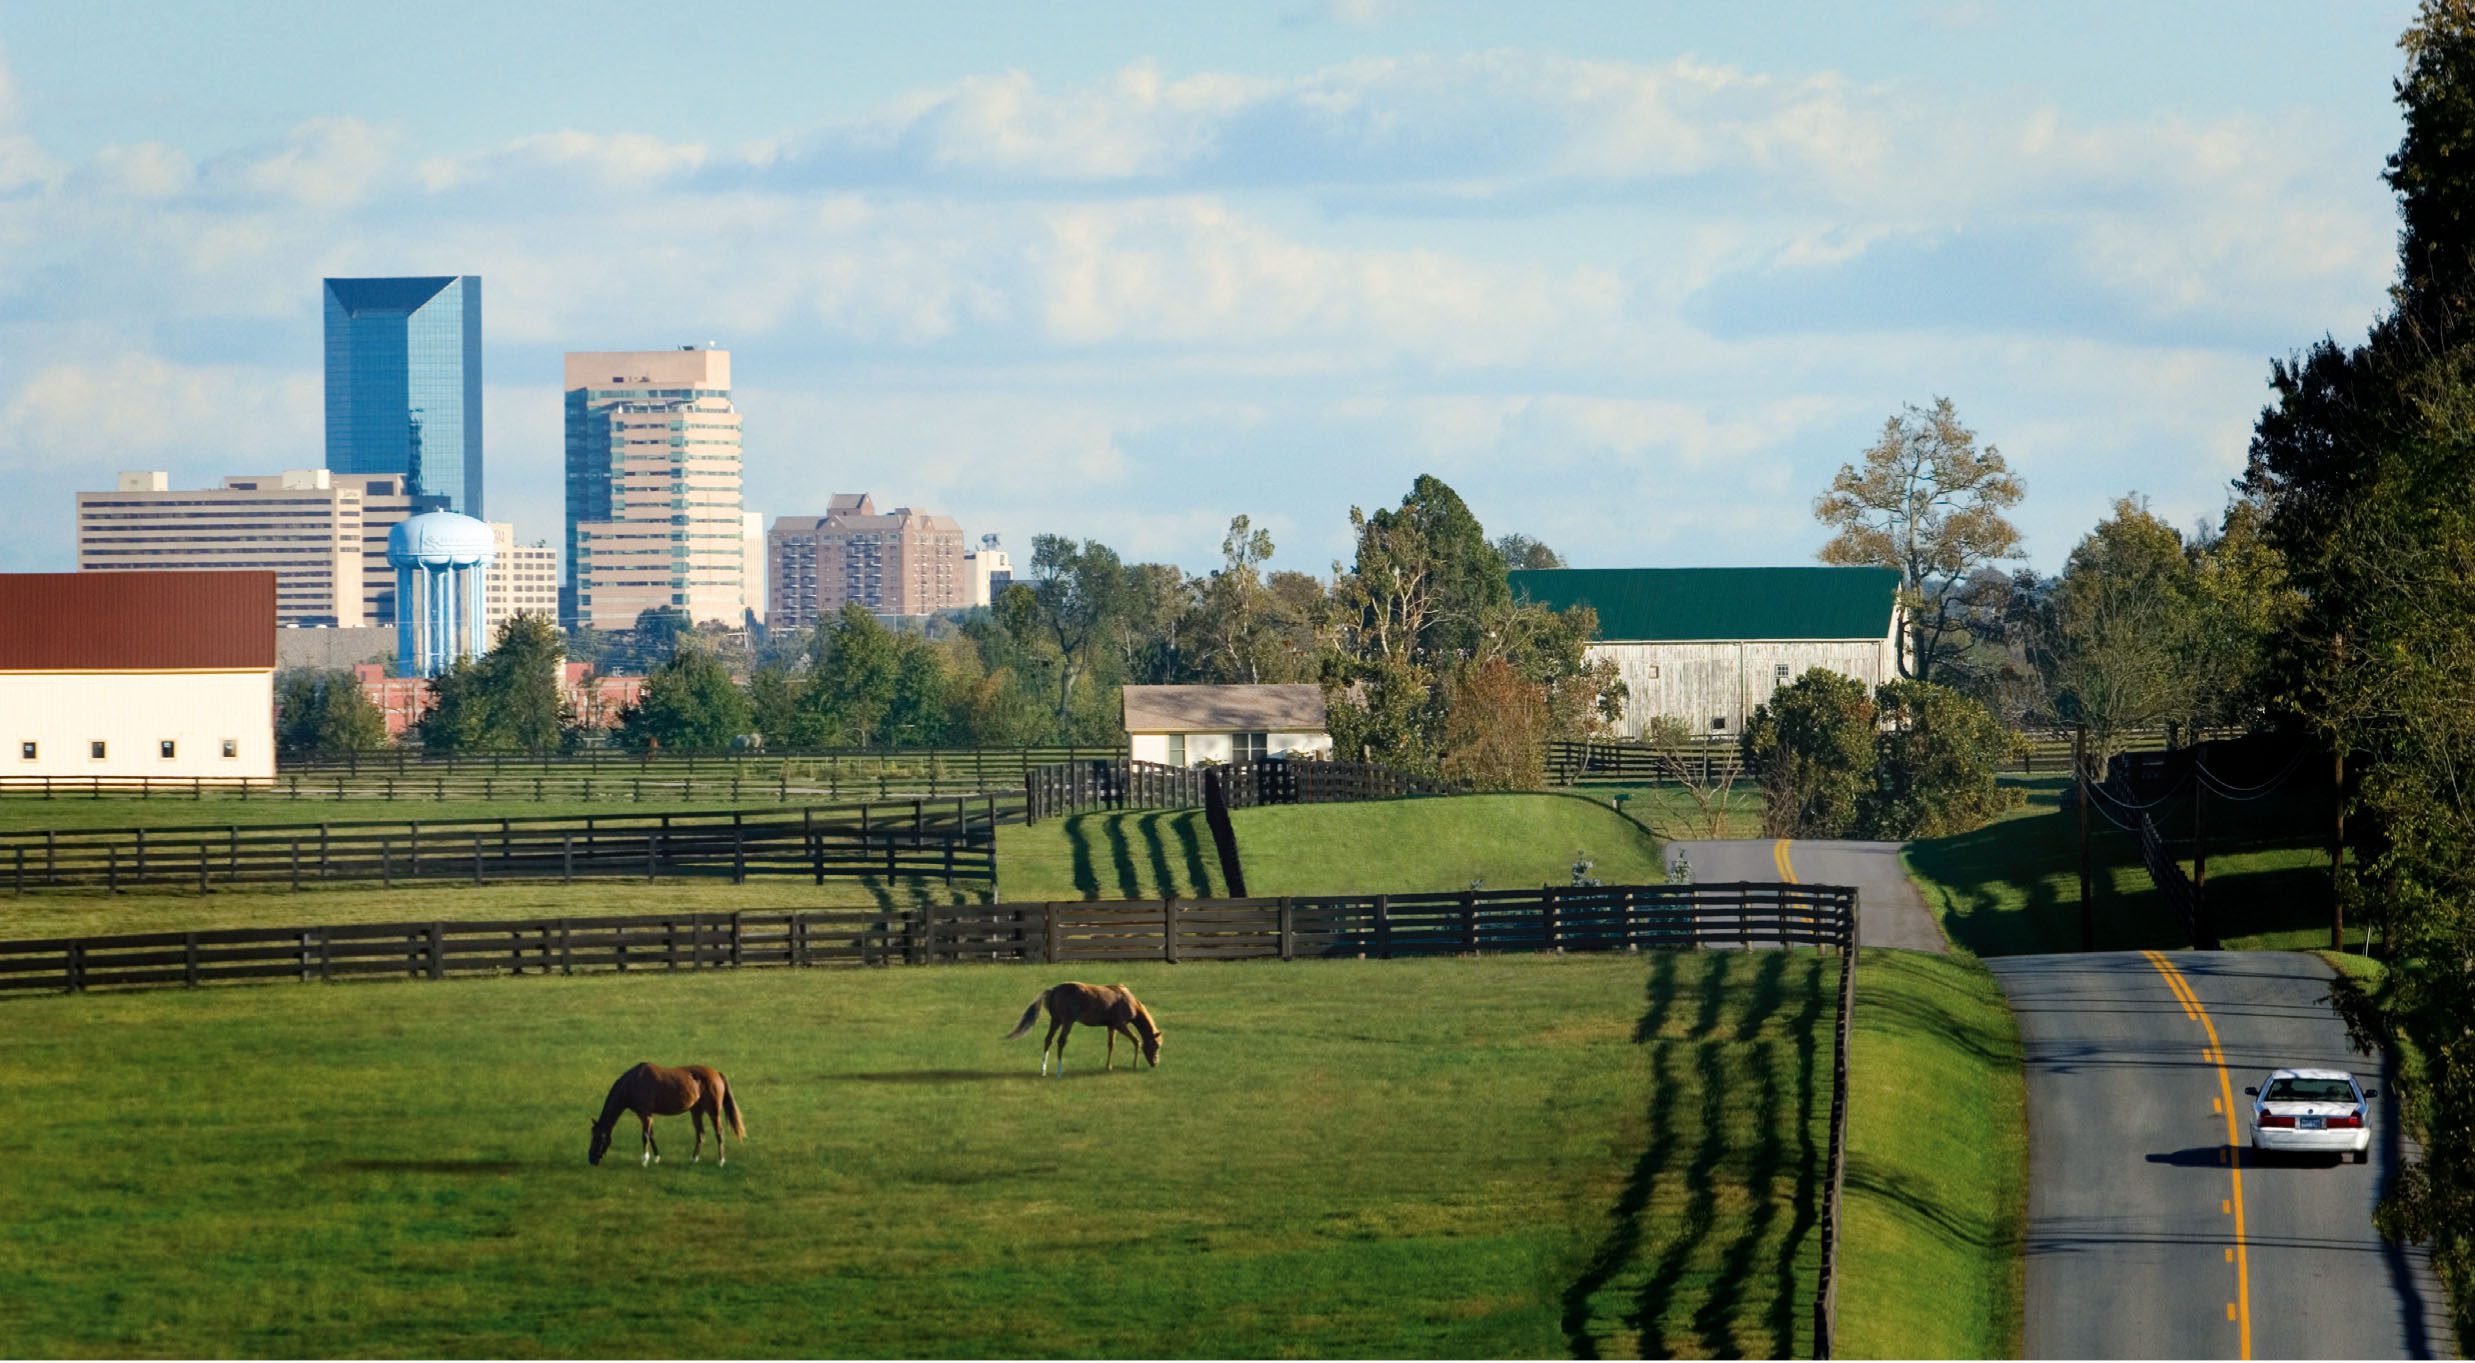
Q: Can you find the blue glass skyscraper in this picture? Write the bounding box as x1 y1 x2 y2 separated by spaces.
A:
323 276 484 517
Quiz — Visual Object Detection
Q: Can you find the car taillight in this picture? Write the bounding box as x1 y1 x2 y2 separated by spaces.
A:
2258 1113 2297 1128
2329 1111 2365 1128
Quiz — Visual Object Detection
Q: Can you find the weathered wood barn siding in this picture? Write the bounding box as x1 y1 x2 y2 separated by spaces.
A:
1509 567 1905 737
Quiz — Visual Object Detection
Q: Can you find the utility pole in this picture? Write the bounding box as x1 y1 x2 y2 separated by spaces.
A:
2076 723 2093 952
2332 741 2347 953
2192 755 2212 950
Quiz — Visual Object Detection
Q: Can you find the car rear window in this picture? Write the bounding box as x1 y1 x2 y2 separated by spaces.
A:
2264 1077 2356 1103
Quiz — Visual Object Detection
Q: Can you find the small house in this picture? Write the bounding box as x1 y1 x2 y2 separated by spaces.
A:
1509 566 1906 737
1122 684 1333 768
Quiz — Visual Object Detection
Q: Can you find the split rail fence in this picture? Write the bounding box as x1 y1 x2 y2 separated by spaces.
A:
1023 758 1461 823
0 797 1005 895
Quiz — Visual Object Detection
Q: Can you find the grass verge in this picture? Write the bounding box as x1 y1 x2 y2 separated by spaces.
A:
1834 949 2028 1359
1 951 1829 1359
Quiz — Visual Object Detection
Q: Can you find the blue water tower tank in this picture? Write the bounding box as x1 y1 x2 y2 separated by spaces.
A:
387 511 497 677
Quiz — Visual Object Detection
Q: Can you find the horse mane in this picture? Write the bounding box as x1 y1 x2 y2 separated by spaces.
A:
1128 999 1161 1039
594 1065 644 1130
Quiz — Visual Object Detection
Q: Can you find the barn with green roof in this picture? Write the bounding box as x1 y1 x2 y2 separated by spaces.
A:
1508 566 1906 737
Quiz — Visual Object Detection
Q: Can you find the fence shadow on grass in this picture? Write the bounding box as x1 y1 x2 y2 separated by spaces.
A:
1561 951 1827 1360
1060 812 1220 900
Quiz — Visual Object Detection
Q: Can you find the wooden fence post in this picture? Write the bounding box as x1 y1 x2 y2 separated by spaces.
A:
107 845 118 895
183 931 198 988
733 814 746 885
563 835 574 885
428 922 444 980
196 841 209 895
1375 894 1392 958
1279 896 1295 961
1164 897 1180 964
1044 904 1060 965
1545 887 1562 953
1462 890 1478 954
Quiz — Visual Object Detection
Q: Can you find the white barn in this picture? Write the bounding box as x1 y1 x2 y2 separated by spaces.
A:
3 571 278 785
1510 566 1906 738
1123 684 1333 767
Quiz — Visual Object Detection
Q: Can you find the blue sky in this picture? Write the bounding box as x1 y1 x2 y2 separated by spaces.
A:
0 1 2419 578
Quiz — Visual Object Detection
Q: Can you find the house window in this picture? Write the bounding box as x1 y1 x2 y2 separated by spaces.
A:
1710 716 1728 731
17 742 33 761
1233 731 1269 763
221 739 238 759
90 741 106 759
1166 734 1187 768
160 740 177 759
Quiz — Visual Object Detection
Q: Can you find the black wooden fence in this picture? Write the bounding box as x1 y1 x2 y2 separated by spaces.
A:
1812 913 1859 1359
0 797 1005 894
1023 758 1461 823
0 881 1855 995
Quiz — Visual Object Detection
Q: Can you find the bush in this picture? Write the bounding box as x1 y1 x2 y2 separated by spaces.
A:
1859 680 2016 838
1743 670 1877 837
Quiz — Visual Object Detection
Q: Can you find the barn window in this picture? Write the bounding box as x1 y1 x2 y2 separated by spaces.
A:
1166 733 1187 767
160 740 177 759
1645 664 1661 680
221 739 239 759
1233 731 1269 763
1775 664 1791 681
89 741 106 759
1711 716 1728 731
17 742 32 761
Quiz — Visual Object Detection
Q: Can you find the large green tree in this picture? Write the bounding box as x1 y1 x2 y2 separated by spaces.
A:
417 616 571 753
1857 680 2013 839
1743 669 1877 838
274 670 390 756
2045 496 2204 755
617 643 751 750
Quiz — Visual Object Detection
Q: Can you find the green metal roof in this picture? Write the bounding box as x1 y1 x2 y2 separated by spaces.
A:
1508 566 1901 642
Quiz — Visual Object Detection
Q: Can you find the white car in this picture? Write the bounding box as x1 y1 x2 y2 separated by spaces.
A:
2246 1068 2374 1163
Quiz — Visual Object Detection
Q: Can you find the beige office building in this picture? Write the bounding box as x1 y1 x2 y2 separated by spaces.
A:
486 522 560 636
78 470 447 629
767 493 968 626
564 347 745 630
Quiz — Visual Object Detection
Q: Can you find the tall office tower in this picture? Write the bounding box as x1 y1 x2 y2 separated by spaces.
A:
562 347 745 630
766 492 968 626
740 511 767 625
965 533 1014 608
77 470 367 627
323 276 484 516
485 522 560 635
221 471 443 627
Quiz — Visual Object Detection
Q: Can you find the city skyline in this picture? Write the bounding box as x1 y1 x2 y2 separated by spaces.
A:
0 3 2422 581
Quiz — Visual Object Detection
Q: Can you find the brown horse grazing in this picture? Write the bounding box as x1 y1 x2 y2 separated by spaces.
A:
1004 982 1163 1076
589 1063 745 1167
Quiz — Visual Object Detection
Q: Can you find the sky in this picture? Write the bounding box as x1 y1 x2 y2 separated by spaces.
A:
0 1 2423 580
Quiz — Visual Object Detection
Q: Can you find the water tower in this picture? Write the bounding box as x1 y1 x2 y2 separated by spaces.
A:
387 511 496 677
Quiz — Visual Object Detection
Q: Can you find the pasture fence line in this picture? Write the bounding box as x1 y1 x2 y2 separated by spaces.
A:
1812 919 1859 1359
1023 758 1462 823
1544 725 2210 787
0 881 1855 996
0 796 1009 896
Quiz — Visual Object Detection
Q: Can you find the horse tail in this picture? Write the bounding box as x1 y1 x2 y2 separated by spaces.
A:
720 1075 746 1139
1004 989 1048 1040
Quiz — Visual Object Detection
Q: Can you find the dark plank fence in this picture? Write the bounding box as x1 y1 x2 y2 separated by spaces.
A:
1812 913 1858 1359
0 797 1004 894
0 881 1854 995
1024 758 1461 823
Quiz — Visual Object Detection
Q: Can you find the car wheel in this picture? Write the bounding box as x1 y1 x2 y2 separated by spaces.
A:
2353 1149 2369 1165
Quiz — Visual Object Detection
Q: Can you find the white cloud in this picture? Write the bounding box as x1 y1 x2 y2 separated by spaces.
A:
87 142 195 198
232 117 395 209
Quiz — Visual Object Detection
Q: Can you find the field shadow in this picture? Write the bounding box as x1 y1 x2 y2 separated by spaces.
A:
336 1159 525 1175
825 1069 1047 1085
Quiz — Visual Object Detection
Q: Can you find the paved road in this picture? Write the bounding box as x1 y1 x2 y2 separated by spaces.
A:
1989 950 2452 1359
1667 838 1946 951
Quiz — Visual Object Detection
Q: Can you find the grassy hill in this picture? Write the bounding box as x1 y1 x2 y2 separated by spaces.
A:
995 792 1667 901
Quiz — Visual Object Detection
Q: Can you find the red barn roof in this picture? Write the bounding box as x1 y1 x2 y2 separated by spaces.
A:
0 572 278 671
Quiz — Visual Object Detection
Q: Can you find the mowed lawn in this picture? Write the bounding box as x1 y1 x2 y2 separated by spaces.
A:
0 951 1840 1359
993 793 1668 902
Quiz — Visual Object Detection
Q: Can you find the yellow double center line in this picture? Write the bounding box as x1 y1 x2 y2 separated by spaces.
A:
1772 838 1797 883
2144 950 2252 1359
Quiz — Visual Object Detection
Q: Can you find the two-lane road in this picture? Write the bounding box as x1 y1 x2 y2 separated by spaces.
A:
1990 951 2453 1359
1667 837 1946 950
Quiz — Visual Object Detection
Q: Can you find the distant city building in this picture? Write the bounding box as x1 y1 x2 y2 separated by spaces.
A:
486 522 559 638
357 661 642 740
767 493 967 626
3 571 277 783
562 347 745 630
388 511 494 678
323 275 484 516
966 533 1014 609
221 470 445 627
740 511 767 626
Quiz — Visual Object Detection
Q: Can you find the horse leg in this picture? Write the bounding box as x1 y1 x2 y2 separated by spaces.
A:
1056 1019 1074 1076
1106 1026 1116 1072
641 1113 659 1167
692 1108 706 1164
1042 1017 1060 1076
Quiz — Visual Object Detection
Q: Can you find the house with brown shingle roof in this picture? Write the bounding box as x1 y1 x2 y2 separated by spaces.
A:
1121 684 1333 768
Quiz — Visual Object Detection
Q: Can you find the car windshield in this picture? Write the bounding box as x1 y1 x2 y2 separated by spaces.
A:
2263 1077 2356 1104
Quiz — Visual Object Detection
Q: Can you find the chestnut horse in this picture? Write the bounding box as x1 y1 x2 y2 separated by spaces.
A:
588 1062 745 1167
1004 981 1163 1075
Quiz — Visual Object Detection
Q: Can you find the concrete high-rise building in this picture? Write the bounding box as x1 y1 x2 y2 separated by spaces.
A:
221 471 444 627
78 470 369 628
740 511 767 626
486 522 560 636
562 347 745 630
966 533 1014 609
324 275 484 516
767 493 967 626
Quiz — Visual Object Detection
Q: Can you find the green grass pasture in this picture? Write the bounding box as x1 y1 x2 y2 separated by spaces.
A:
2 952 1836 1359
0 793 810 834
1905 776 2338 955
1834 950 2028 1359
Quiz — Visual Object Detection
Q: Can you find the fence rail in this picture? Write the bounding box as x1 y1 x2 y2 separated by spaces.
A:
0 881 1855 995
0 797 1009 894
1024 758 1462 823
1812 914 1859 1358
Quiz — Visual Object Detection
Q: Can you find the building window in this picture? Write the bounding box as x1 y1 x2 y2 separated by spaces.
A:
160 740 176 759
1645 664 1661 680
17 742 32 761
90 741 106 759
1710 716 1728 731
221 739 238 759
1775 664 1791 681
1166 734 1187 767
1233 731 1269 763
